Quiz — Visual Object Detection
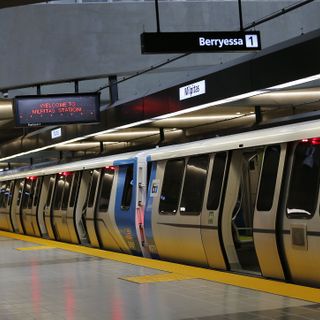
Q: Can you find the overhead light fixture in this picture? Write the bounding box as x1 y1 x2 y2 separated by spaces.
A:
152 90 268 121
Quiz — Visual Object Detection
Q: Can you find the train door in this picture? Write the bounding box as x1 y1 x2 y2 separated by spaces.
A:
83 169 101 247
0 181 14 231
14 179 25 234
95 166 128 253
65 171 82 244
253 144 287 280
200 152 229 269
281 138 320 287
114 163 143 256
221 149 262 274
151 155 209 266
10 180 22 233
21 176 42 237
51 173 65 240
44 175 57 240
74 170 91 245
52 172 81 243
37 175 51 237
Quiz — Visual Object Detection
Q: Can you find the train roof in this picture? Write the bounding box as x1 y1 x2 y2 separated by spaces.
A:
144 118 320 161
1 118 320 181
0 150 140 181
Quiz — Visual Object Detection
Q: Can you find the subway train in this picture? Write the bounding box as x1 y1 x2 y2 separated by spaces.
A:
1 118 320 288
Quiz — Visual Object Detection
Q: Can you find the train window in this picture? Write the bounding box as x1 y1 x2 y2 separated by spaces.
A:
146 162 152 193
16 180 24 206
33 178 42 207
88 170 100 208
22 180 31 209
159 158 185 215
69 172 81 207
61 174 73 210
27 179 37 209
7 181 14 207
46 176 55 207
98 167 115 212
207 152 227 211
180 155 209 215
53 177 64 210
0 182 6 208
256 145 280 211
286 141 320 219
121 165 134 210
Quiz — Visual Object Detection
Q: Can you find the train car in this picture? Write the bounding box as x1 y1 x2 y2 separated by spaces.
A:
1 118 320 288
0 151 149 257
143 118 320 288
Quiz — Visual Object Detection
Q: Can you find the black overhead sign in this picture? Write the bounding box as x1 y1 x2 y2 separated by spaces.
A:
141 31 261 53
14 92 100 127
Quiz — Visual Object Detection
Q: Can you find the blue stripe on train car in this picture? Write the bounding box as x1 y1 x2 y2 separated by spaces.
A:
114 159 142 256
144 160 160 259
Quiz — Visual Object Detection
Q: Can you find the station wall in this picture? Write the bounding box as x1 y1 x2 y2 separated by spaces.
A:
0 1 319 100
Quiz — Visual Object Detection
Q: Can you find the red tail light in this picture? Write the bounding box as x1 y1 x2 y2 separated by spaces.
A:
58 171 73 177
104 166 115 171
301 138 320 145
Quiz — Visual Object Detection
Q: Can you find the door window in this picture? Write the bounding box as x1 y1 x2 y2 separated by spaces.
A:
256 145 280 211
53 176 64 210
287 140 320 219
207 152 227 211
61 174 73 210
98 167 115 212
159 159 185 215
69 172 81 208
180 155 209 215
46 176 55 207
88 170 100 208
121 165 133 210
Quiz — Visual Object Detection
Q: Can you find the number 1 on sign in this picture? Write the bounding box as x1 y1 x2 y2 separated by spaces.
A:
245 34 259 48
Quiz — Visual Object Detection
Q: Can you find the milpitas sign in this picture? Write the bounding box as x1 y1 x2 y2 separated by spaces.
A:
179 80 206 101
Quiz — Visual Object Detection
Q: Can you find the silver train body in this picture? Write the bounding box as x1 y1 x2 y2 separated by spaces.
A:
1 119 320 287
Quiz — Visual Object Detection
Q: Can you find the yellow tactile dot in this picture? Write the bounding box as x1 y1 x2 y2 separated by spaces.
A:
16 245 54 251
120 272 195 283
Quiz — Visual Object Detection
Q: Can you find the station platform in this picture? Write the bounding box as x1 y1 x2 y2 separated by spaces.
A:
0 231 320 320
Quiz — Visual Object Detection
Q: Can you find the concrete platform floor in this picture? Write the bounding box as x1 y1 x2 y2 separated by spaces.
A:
0 234 320 320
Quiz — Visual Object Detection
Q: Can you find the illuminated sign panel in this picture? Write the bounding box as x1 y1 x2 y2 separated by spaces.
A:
141 31 261 53
51 127 62 139
179 80 206 101
14 93 100 127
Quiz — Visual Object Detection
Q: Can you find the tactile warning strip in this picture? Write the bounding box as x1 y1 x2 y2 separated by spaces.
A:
120 272 195 283
16 245 55 251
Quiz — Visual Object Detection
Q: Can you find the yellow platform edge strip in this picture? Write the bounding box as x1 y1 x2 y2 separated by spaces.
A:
1 231 319 303
16 245 55 251
120 273 195 284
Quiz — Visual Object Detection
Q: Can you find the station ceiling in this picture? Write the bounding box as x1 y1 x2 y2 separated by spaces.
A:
1 84 320 169
0 29 320 169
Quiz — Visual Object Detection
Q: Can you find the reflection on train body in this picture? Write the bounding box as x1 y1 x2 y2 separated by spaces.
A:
1 120 320 288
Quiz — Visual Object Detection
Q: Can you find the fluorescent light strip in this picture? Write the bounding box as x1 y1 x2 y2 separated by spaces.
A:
0 120 153 162
151 90 268 121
